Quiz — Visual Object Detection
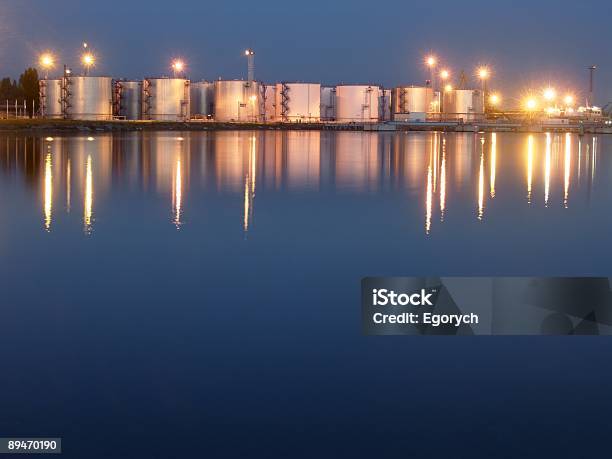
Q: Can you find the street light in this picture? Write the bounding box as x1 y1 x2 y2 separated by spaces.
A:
444 84 453 92
477 66 490 112
525 97 538 111
489 93 501 107
543 87 556 102
425 55 437 88
39 53 55 79
81 52 95 75
440 69 450 81
172 59 185 77
563 94 574 107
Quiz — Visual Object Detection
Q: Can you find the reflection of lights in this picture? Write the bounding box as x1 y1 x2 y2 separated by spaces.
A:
44 152 52 231
564 133 571 208
440 138 446 221
478 139 485 221
490 133 496 198
527 135 534 203
425 158 433 234
544 133 551 207
84 155 93 234
243 135 257 234
66 158 71 213
173 158 182 229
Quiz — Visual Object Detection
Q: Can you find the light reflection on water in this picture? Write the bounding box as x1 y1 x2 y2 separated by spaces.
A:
0 130 604 237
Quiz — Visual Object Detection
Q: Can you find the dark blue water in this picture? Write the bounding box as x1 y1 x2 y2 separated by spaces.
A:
1 131 611 457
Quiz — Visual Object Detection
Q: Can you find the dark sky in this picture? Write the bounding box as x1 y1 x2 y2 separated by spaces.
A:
1 0 610 107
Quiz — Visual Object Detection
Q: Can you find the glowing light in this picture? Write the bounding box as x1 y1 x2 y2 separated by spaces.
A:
564 132 571 208
489 93 501 106
45 137 54 142
425 158 433 234
563 94 575 106
39 53 55 69
477 67 490 80
525 97 538 111
249 95 257 102
425 55 437 67
172 59 185 73
82 53 95 68
173 158 183 229
543 87 556 101
440 69 450 80
87 136 95 142
245 49 254 56
444 84 453 92
440 139 446 221
478 142 485 221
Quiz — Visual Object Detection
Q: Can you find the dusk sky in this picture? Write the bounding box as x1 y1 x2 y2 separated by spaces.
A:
1 0 610 107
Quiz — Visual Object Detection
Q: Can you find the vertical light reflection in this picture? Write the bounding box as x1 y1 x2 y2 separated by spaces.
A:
440 138 446 222
243 135 257 234
432 132 439 192
425 157 433 235
527 135 534 204
44 151 52 231
564 133 571 208
478 138 485 221
544 133 551 207
84 154 93 234
173 158 183 229
577 137 582 182
591 137 597 183
490 133 496 198
66 158 71 213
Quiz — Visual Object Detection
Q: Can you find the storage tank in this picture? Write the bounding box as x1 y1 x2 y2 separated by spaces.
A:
335 85 380 122
65 76 113 120
39 79 63 118
261 84 276 122
143 78 190 121
214 80 262 122
379 89 392 121
442 89 484 122
275 82 321 122
391 86 434 121
190 81 214 119
115 80 142 120
320 86 336 121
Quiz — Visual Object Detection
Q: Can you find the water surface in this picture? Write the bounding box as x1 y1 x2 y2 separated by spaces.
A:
1 131 611 457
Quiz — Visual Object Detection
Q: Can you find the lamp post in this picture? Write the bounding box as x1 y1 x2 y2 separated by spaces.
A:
425 55 437 89
477 66 490 113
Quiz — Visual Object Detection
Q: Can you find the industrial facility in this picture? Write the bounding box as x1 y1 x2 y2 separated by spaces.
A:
35 47 608 126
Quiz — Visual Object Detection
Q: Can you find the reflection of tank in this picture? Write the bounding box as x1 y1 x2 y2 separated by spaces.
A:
39 79 63 118
214 80 262 122
275 83 321 122
190 81 214 119
335 132 381 191
391 86 433 121
320 86 336 121
65 76 114 120
261 84 276 122
336 85 380 122
379 89 392 121
143 78 190 121
442 89 484 122
283 131 321 189
115 80 142 120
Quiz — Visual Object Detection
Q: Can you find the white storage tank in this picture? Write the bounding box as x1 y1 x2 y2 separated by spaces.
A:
275 82 321 122
261 84 276 122
335 85 380 122
214 80 262 122
391 86 434 120
115 80 142 120
39 79 63 118
143 78 190 121
442 89 484 122
320 86 336 121
65 76 113 120
190 81 214 119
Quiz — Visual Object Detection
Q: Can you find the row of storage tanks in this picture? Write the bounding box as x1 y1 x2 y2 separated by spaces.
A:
40 77 484 122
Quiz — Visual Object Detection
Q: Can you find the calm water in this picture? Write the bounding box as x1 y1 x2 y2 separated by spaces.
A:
1 131 612 457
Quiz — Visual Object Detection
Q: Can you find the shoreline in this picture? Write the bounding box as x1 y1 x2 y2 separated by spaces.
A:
1 119 610 135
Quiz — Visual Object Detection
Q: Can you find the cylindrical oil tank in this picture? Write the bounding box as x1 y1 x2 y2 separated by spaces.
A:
261 84 276 122
214 80 262 122
320 86 336 121
335 85 380 122
65 76 113 120
379 89 392 121
115 80 142 120
143 78 190 121
275 82 321 122
442 89 484 122
39 79 63 118
190 81 214 119
391 86 434 119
